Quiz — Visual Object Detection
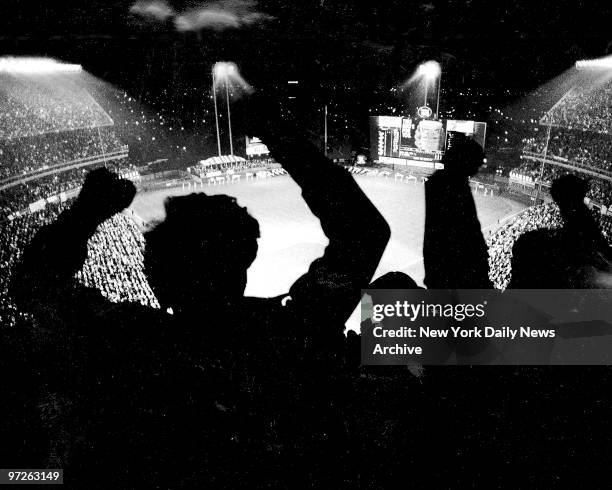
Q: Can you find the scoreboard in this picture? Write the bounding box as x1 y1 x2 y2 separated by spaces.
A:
245 136 270 157
370 116 486 167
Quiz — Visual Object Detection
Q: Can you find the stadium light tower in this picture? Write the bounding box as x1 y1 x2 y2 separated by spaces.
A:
225 65 235 156
213 62 235 156
418 61 441 115
212 68 222 156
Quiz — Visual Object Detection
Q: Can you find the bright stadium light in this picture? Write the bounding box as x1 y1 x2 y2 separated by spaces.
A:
211 62 252 156
418 60 441 80
213 61 236 79
417 61 442 113
0 57 82 73
212 62 239 156
214 63 228 78
575 55 612 70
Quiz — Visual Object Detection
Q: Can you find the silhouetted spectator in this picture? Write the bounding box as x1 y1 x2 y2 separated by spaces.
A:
10 93 390 487
486 203 562 289
510 174 612 288
367 271 421 290
423 135 492 289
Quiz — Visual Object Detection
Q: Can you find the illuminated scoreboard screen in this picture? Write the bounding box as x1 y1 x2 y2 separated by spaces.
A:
370 116 486 167
245 136 270 156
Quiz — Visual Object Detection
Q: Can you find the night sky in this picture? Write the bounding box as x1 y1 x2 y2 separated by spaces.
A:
1 1 610 87
1 0 611 159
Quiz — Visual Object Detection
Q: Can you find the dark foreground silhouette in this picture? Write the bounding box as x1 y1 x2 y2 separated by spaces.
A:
8 95 390 488
5 114 612 489
511 174 612 288
423 135 492 289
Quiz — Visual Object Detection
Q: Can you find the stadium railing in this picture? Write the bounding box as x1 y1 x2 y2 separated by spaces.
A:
521 151 612 181
0 146 129 190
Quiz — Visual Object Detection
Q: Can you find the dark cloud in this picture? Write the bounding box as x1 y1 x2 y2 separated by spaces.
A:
129 0 175 22
129 0 274 32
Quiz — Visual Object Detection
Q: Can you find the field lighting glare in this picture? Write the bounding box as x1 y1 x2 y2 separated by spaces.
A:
575 55 612 70
0 57 82 73
213 61 237 79
418 61 441 80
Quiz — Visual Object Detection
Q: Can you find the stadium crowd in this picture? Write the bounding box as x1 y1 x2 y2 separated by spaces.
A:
0 202 157 329
510 160 612 207
514 119 612 207
601 213 612 241
0 76 112 140
487 203 562 289
0 160 139 220
522 128 612 174
76 214 159 308
0 205 68 328
0 171 81 218
0 128 124 180
541 86 612 134
510 159 612 207
487 202 612 289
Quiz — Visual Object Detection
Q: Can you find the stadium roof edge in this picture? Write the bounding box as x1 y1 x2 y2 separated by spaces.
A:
0 57 82 74
575 55 612 69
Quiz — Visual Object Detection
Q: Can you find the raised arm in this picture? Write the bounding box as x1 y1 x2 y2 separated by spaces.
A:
423 172 492 289
11 168 136 315
249 97 391 327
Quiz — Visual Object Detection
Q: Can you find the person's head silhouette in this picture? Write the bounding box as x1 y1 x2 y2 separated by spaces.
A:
367 271 421 290
550 174 589 215
143 193 260 312
442 134 485 177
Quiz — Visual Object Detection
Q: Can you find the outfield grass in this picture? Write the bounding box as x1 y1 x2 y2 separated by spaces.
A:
131 175 525 296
